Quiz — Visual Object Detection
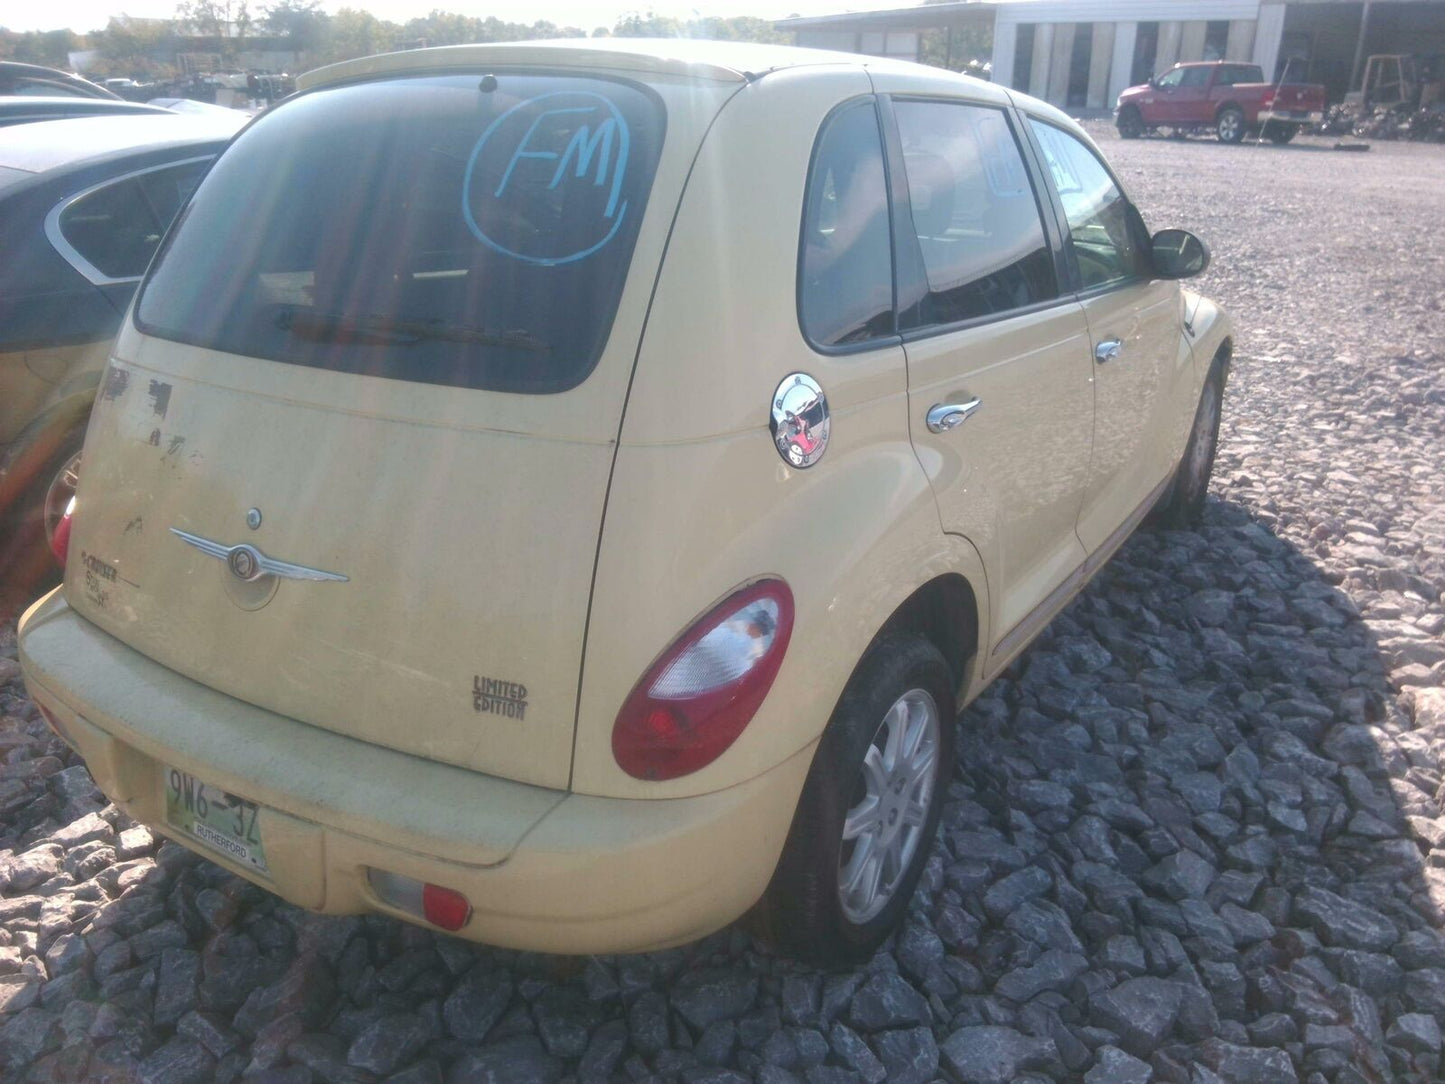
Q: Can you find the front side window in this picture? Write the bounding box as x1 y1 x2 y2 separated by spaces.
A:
57 160 210 281
137 73 665 394
1178 67 1212 88
893 100 1056 327
1156 67 1186 89
799 99 894 348
1029 120 1149 291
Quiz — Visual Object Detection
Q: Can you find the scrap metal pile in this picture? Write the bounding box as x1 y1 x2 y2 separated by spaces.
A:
1317 103 1445 142
1317 53 1445 142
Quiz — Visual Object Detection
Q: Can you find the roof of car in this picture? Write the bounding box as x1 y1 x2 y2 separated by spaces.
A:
0 61 119 99
0 97 175 122
297 37 941 91
0 113 245 177
296 38 1084 138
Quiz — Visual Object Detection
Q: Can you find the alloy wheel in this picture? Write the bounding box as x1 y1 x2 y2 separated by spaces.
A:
837 688 941 924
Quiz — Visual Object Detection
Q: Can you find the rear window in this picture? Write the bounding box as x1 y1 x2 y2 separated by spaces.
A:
136 73 664 394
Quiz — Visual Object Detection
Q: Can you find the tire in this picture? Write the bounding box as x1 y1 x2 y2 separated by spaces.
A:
1116 106 1144 140
1265 121 1298 144
752 635 955 966
1216 106 1246 144
1156 363 1225 528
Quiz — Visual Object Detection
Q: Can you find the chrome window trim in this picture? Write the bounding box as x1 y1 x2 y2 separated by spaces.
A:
43 154 215 287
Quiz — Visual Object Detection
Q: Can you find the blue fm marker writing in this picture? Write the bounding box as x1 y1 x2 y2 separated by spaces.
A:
464 92 632 266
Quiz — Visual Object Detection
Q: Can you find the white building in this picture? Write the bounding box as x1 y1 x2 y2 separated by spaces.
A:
779 0 1445 109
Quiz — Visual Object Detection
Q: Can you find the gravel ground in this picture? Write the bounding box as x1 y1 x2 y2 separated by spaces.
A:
1 127 1444 1084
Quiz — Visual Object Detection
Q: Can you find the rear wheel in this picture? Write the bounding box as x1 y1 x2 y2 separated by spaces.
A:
1157 365 1225 528
753 635 954 965
1116 106 1144 139
1216 106 1246 143
1264 121 1298 144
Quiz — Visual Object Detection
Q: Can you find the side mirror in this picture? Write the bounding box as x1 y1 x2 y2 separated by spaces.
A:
1151 228 1211 279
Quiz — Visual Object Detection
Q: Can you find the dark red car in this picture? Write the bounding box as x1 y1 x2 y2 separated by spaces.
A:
1115 60 1326 144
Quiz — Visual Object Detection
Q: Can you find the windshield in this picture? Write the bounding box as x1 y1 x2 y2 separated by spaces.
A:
136 72 664 393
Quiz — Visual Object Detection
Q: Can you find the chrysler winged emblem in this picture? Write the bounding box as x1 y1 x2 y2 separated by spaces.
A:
169 528 349 583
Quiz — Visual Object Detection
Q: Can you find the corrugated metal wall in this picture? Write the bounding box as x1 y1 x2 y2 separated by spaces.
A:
990 0 1286 108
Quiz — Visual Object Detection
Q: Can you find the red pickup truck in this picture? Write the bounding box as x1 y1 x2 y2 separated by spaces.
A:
1115 60 1326 144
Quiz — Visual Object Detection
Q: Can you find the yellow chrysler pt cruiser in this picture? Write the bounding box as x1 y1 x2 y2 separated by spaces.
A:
18 40 1230 963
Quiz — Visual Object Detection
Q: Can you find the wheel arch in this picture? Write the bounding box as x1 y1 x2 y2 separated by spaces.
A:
874 572 980 700
1214 100 1245 121
0 389 95 514
1212 335 1233 380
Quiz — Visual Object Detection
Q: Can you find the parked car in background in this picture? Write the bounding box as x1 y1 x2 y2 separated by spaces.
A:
1116 60 1327 143
19 40 1230 963
102 77 159 102
0 61 118 100
0 112 245 568
0 98 175 128
147 97 258 120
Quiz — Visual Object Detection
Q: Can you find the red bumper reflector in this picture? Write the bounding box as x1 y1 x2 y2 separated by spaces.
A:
422 883 473 932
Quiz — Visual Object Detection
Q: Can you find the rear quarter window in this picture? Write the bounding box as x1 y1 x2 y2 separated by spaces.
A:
136 73 665 394
797 98 895 349
57 160 209 281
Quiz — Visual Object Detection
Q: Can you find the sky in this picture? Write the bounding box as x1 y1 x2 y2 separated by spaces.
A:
4 0 862 35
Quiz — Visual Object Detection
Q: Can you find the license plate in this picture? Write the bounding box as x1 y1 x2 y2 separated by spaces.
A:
164 766 269 875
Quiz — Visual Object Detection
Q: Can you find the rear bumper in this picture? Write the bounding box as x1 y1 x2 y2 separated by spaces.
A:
18 589 814 953
1257 109 1323 125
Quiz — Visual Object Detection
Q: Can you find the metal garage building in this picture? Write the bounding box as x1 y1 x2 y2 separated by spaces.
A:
778 0 1445 109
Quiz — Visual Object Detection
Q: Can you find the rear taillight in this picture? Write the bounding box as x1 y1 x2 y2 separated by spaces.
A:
612 580 793 781
50 497 75 566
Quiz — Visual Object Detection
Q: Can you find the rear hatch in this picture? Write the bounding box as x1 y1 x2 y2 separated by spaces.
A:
66 65 727 790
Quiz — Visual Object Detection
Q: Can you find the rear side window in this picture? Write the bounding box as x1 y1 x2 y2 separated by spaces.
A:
1216 65 1264 86
893 100 1056 327
1029 120 1149 291
799 99 894 349
137 74 664 394
13 78 88 97
57 160 210 281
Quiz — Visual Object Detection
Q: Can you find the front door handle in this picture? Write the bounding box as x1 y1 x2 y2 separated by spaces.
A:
1094 338 1123 364
926 398 982 433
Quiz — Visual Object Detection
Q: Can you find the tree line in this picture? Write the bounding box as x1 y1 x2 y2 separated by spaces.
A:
0 5 794 80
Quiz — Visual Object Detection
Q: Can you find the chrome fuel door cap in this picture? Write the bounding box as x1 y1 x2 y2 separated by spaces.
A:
770 373 830 469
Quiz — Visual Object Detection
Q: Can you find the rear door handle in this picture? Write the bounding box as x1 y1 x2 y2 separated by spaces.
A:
1094 338 1123 364
926 398 981 433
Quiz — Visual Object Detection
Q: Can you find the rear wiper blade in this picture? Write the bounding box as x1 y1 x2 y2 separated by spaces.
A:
276 310 547 352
